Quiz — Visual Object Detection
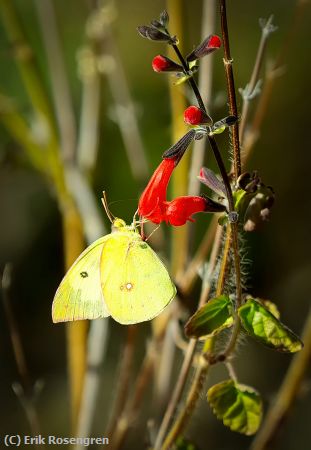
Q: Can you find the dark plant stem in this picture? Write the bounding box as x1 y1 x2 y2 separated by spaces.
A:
169 42 234 212
155 17 244 449
219 0 241 179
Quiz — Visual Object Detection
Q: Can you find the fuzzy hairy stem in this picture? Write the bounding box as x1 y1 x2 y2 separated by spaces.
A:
219 0 241 179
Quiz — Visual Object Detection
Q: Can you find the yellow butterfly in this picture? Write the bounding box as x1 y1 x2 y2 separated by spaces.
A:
52 202 176 325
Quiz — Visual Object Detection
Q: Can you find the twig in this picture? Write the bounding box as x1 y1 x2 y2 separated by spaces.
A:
106 325 137 438
34 0 77 162
160 353 209 450
154 319 178 414
219 0 241 179
76 46 101 172
180 215 218 296
188 0 216 196
75 319 109 450
0 94 46 173
108 339 158 449
1 264 44 444
88 1 149 182
239 16 276 145
154 224 223 449
242 0 309 167
250 307 311 450
167 0 189 278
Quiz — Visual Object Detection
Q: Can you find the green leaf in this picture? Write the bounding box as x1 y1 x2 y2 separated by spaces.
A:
209 124 226 135
238 298 303 353
173 437 199 450
259 299 280 319
185 295 233 339
207 380 262 435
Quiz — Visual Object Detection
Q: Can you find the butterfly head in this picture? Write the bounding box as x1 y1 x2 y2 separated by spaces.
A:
112 217 127 230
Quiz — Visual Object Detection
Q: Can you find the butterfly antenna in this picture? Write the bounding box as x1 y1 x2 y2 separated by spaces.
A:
101 191 115 223
145 224 161 242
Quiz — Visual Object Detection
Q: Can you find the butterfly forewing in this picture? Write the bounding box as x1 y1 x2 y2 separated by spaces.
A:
52 236 110 322
100 231 176 324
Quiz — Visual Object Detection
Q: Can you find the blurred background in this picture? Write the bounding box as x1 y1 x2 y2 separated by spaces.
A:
0 0 310 449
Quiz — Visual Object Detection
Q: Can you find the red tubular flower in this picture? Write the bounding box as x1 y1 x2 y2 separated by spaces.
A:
184 106 211 125
165 195 226 226
165 196 209 226
138 157 175 223
138 155 226 226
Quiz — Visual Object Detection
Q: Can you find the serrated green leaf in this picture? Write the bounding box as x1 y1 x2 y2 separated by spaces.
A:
207 380 262 435
185 295 233 339
238 298 303 353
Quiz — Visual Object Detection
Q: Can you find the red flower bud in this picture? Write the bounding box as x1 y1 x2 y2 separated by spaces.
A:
187 34 222 62
208 35 222 50
152 55 183 73
184 106 211 125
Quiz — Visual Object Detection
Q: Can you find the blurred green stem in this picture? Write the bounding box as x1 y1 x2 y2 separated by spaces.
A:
0 0 88 433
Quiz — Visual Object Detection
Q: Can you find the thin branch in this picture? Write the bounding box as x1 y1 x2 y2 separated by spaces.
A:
154 224 223 450
76 46 101 172
0 0 56 129
188 0 216 197
1 264 44 443
34 0 77 162
239 16 276 145
106 326 137 438
160 356 209 450
219 0 241 179
242 0 308 167
180 214 218 296
108 339 158 450
75 319 109 450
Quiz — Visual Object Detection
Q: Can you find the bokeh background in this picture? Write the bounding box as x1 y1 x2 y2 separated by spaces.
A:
0 0 310 449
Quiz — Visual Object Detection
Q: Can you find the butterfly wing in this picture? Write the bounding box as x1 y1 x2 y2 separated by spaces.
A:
100 232 176 324
52 236 110 322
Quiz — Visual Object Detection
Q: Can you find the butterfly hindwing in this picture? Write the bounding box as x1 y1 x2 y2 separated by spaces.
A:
52 236 110 322
100 231 176 324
